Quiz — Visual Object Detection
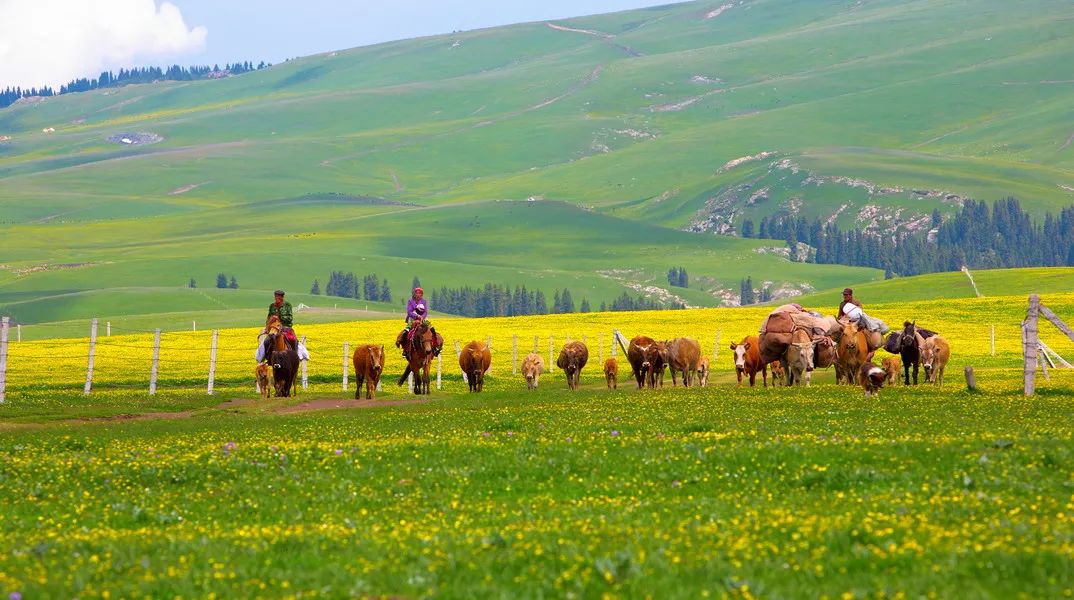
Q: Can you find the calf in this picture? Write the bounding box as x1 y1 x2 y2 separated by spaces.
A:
604 358 618 389
460 341 492 392
255 363 271 399
696 357 709 387
557 341 589 391
351 344 384 400
521 352 544 390
769 360 786 386
667 337 701 387
860 353 887 397
921 336 950 385
730 335 768 387
271 348 300 398
881 356 901 385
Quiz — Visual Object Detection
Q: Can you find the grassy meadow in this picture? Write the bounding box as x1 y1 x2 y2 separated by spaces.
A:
1 294 1073 596
4 0 1074 323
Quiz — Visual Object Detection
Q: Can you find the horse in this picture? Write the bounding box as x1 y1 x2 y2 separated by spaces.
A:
895 321 938 386
261 315 296 362
398 320 435 394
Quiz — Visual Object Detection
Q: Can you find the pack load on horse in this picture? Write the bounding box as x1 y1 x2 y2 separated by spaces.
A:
256 290 310 363
757 303 842 367
396 287 443 360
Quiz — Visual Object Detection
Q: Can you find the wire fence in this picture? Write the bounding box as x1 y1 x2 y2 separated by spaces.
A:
0 317 737 402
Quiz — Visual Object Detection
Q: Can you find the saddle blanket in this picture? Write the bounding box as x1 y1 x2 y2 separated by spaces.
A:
256 342 310 363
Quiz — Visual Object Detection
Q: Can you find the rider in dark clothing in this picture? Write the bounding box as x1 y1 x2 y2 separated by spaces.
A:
838 287 862 320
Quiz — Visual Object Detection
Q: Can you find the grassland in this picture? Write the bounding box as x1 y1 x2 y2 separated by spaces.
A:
3 0 1074 323
1 295 1073 597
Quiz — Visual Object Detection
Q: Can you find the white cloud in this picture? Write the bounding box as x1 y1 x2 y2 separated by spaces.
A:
0 0 206 90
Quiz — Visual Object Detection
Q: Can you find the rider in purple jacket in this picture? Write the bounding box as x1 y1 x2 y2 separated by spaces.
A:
397 287 441 358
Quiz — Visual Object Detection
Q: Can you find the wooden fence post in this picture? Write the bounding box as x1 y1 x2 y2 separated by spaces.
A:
84 318 98 396
486 335 493 376
436 354 442 390
0 317 8 403
342 342 349 391
512 335 518 375
532 335 538 353
207 329 218 395
106 321 111 337
301 335 308 390
611 331 617 357
193 320 196 332
548 336 554 371
714 329 722 359
407 371 414 393
1024 294 1040 396
16 324 20 343
149 329 161 395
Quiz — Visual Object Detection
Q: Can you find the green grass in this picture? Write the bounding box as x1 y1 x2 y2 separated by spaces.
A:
2 0 1074 323
0 369 1071 597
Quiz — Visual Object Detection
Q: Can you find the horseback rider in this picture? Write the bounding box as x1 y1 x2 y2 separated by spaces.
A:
397 287 441 359
259 289 310 362
838 287 889 341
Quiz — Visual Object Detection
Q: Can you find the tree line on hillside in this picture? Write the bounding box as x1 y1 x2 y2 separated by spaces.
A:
667 266 689 288
426 283 681 318
742 198 1074 276
1 62 268 109
739 277 773 306
312 272 391 302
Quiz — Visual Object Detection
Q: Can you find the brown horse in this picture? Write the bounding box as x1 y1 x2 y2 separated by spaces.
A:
398 320 434 394
262 315 296 359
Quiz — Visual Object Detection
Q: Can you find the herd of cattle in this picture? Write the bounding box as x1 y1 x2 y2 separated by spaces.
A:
258 304 952 399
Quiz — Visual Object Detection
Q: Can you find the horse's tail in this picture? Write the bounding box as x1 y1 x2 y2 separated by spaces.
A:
397 364 412 386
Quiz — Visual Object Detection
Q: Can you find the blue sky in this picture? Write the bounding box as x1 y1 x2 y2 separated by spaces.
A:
0 0 677 89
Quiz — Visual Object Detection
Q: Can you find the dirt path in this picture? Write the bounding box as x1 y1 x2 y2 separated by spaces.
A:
275 396 432 414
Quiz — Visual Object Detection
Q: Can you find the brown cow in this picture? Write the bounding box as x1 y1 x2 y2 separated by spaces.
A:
696 357 709 387
459 341 492 392
627 336 656 389
351 344 384 400
604 358 618 389
730 335 768 387
836 322 869 385
646 340 669 388
921 336 950 386
667 337 702 387
881 356 901 385
255 363 271 399
557 341 589 390
521 352 544 390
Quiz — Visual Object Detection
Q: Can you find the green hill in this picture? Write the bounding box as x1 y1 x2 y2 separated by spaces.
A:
2 0 1073 323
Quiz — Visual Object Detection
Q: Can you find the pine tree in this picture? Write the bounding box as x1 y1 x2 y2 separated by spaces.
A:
412 276 421 291
678 268 688 288
381 278 392 303
216 273 227 288
535 290 548 314
580 298 591 313
188 277 196 288
561 289 575 313
310 279 320 295
741 219 754 238
228 276 238 289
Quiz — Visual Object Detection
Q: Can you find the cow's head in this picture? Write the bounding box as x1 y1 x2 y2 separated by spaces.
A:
636 344 652 372
369 346 383 373
791 342 814 372
922 341 938 378
730 342 750 370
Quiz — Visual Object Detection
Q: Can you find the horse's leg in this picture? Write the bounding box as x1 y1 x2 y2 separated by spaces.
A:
912 361 919 385
398 364 412 387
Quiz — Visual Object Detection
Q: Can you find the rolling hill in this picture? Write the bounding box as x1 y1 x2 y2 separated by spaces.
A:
2 0 1073 325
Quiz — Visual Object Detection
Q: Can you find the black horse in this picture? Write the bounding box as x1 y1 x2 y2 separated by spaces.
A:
884 321 937 385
